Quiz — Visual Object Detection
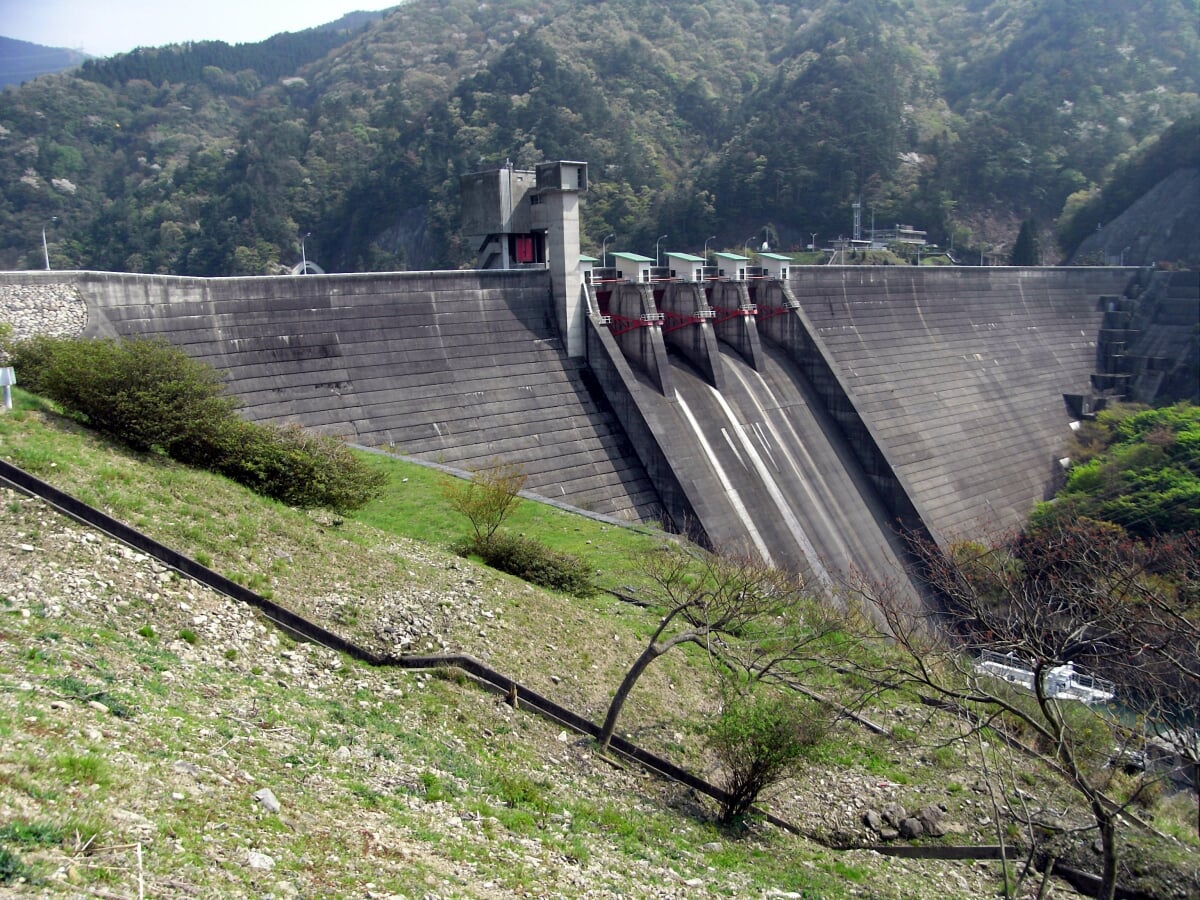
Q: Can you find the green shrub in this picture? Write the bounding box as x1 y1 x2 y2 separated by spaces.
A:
0 846 30 884
707 689 828 824
472 533 595 597
6 335 237 460
5 335 386 512
211 419 386 513
442 461 526 545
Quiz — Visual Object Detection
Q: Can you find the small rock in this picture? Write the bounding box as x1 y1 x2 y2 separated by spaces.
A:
881 802 906 829
899 817 924 839
917 803 948 837
111 809 155 833
253 788 282 814
246 850 275 870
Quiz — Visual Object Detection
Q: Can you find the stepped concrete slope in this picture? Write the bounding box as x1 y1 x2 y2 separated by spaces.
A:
6 270 661 523
1114 270 1200 403
787 267 1135 543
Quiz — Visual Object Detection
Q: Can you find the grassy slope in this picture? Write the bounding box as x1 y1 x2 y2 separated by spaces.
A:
2 391 1195 897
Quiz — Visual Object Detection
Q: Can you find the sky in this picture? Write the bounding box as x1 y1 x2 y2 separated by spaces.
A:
0 1 399 58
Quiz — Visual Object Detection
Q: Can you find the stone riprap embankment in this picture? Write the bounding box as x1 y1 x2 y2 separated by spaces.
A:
0 281 88 342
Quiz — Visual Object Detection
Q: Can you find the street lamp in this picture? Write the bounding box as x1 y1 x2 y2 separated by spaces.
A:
42 216 58 270
601 233 615 268
810 232 818 252
655 234 668 267
703 235 716 259
301 232 312 274
743 235 755 257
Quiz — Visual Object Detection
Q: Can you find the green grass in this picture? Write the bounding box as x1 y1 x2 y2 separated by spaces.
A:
51 752 111 787
0 821 66 847
2 381 1197 898
353 451 669 595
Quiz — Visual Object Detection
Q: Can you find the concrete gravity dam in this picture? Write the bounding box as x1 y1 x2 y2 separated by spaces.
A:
0 260 1154 599
7 160 1194 595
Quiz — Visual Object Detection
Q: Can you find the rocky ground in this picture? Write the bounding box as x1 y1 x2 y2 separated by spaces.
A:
0 479 1102 899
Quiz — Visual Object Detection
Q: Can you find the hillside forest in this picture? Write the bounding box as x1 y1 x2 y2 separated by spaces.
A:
0 0 1198 275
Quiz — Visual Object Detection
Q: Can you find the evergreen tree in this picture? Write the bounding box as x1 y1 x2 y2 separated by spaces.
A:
1010 219 1041 265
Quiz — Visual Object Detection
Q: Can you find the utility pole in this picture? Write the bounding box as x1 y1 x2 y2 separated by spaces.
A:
42 216 58 270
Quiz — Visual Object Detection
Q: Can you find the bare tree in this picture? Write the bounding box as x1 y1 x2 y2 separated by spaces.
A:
597 544 838 752
850 520 1199 900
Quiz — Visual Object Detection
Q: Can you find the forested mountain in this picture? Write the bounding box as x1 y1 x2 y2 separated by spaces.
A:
1 0 1197 275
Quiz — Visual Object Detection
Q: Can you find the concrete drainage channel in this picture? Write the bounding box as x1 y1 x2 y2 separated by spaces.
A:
5 457 1133 897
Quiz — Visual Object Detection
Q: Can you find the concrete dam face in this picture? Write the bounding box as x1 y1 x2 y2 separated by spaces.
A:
0 265 1136 593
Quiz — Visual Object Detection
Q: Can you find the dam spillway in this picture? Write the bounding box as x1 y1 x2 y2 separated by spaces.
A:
0 265 1138 591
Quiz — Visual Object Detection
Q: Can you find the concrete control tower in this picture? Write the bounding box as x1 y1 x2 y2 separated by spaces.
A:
461 160 588 356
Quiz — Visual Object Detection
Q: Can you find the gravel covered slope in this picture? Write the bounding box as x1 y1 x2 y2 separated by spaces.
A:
0 480 1053 899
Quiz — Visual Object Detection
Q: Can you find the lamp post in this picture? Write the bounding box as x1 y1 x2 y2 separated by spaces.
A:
810 232 818 252
743 235 755 257
655 234 668 268
42 216 58 270
301 232 312 274
601 233 615 269
703 235 716 259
